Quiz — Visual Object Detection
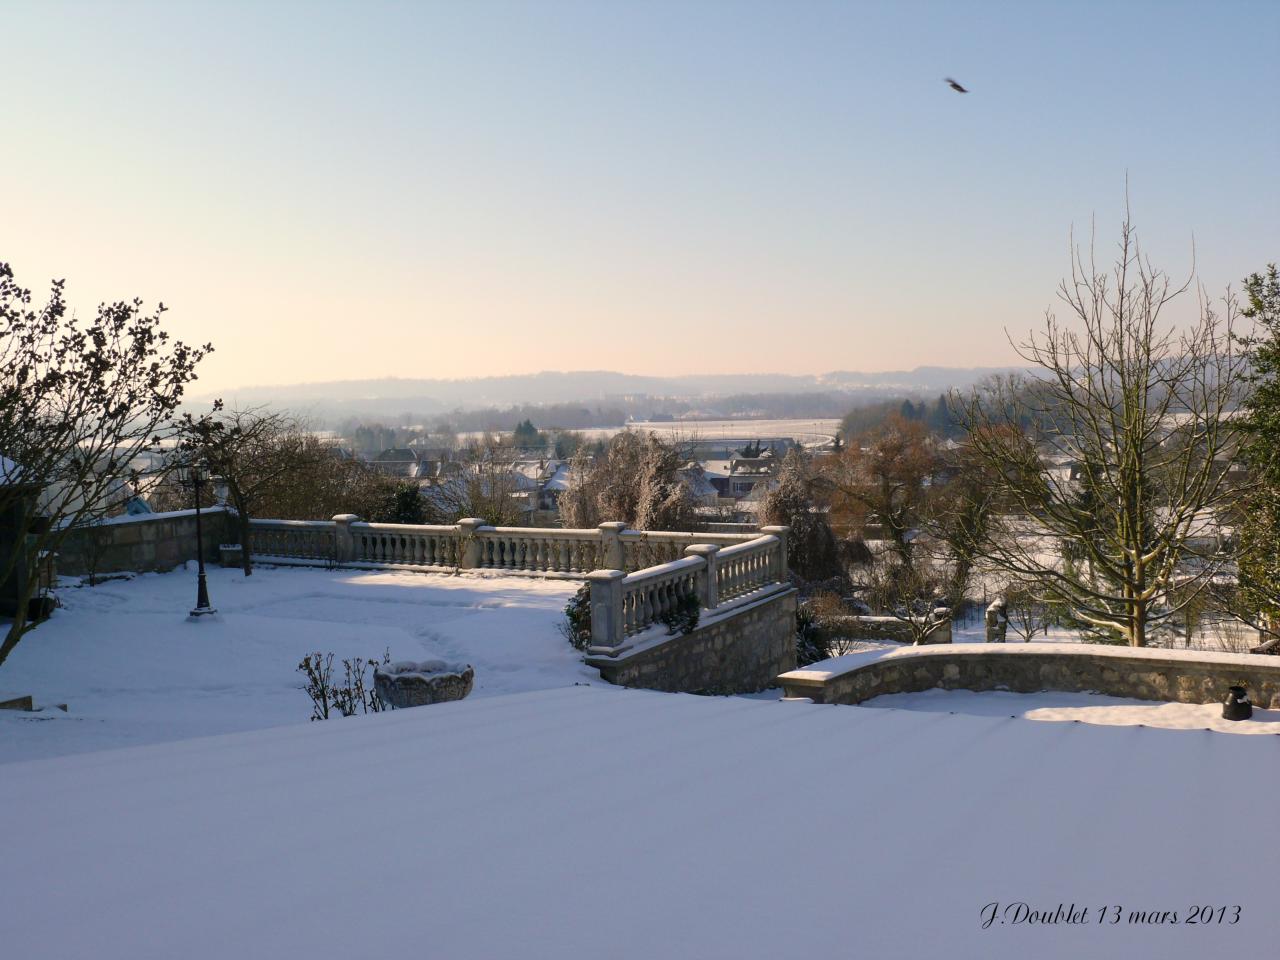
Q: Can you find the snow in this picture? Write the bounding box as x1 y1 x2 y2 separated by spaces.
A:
862 688 1280 735
4 565 1279 955
94 505 234 525
2 685 1277 959
0 565 585 763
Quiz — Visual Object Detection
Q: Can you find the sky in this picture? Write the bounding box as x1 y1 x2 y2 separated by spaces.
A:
2 0 1277 395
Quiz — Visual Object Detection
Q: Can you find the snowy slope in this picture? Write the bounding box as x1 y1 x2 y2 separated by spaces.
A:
1 685 1275 959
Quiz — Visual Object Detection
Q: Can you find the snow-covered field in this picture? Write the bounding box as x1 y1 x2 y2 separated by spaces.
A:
4 685 1276 959
0 565 584 763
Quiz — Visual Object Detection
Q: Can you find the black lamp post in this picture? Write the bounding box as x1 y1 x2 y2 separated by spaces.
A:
178 461 217 619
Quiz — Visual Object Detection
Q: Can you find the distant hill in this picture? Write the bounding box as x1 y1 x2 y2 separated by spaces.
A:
197 367 1023 421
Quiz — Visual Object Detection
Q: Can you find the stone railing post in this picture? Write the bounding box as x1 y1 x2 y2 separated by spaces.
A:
457 518 485 569
586 569 626 653
332 514 359 564
684 543 720 611
598 522 627 571
759 525 790 582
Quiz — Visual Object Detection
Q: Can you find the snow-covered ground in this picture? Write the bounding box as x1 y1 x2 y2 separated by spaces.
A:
863 688 1280 734
3 685 1276 959
0 565 585 763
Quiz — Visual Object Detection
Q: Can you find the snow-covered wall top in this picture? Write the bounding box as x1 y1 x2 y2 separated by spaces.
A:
93 506 233 526
779 641 1280 710
786 641 1274 683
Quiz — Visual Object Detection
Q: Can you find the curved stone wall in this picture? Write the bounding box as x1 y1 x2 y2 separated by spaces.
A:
777 643 1280 709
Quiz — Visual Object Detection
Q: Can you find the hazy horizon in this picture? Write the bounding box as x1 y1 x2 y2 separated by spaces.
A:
4 0 1276 396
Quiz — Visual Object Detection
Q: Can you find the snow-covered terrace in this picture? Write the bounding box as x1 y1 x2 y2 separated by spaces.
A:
6 681 1279 958
0 566 584 763
4 564 1279 956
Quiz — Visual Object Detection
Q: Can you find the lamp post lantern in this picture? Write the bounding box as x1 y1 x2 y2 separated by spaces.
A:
178 461 217 618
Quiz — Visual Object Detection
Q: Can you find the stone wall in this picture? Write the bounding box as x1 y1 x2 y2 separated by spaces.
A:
778 643 1280 709
55 508 237 577
587 587 797 695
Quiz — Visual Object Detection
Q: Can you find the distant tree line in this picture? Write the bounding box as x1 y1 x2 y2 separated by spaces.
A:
839 395 965 441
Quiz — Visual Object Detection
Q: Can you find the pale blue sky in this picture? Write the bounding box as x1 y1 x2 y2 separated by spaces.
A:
3 0 1276 393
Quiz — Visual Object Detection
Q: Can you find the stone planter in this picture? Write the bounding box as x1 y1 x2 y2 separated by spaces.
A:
374 660 474 709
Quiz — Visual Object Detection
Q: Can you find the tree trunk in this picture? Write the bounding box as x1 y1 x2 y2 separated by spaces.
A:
229 485 254 577
0 575 36 670
239 512 253 577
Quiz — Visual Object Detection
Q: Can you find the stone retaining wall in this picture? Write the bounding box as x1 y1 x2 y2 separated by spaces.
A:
55 508 236 577
587 587 797 695
777 643 1280 709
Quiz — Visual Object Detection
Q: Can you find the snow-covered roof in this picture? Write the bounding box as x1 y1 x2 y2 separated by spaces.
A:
543 463 573 491
5 684 1277 958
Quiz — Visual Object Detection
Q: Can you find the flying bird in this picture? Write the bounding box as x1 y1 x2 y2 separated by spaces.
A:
944 77 968 93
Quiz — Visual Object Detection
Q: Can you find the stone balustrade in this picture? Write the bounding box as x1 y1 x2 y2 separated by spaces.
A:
348 520 462 567
248 516 626 574
247 519 337 564
618 529 758 572
247 516 764 580
622 556 703 636
245 515 790 659
714 535 780 602
586 529 790 654
473 526 605 574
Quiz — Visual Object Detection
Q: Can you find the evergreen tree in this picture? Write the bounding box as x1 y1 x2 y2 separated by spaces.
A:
512 419 542 449
372 480 429 525
1235 265 1280 640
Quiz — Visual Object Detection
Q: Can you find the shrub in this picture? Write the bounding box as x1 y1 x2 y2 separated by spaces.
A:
561 584 593 651
795 605 833 666
298 649 390 720
659 590 700 636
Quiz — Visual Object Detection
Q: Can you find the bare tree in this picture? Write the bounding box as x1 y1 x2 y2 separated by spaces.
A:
758 449 841 581
861 558 952 646
819 414 938 567
0 263 209 668
558 432 700 531
952 214 1247 646
427 438 524 526
177 408 309 575
177 408 393 574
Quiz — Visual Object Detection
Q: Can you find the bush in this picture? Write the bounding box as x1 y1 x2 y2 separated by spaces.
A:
795 605 833 666
371 480 429 525
298 649 390 720
561 584 593 651
659 590 700 636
